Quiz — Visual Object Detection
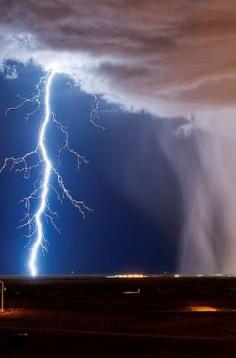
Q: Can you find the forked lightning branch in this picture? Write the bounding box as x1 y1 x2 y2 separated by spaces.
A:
0 70 91 277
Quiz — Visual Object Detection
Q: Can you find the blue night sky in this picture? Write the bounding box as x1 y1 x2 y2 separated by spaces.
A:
0 61 183 275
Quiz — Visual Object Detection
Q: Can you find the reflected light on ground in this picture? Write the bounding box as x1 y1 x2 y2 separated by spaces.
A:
0 309 25 317
188 306 219 312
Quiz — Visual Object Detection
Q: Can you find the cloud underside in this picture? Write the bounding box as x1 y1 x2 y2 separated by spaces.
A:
1 0 236 122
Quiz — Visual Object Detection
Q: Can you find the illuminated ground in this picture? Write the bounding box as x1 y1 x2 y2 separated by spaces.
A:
1 276 236 357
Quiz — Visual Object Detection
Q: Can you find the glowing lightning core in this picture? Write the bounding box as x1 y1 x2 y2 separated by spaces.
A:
29 71 54 277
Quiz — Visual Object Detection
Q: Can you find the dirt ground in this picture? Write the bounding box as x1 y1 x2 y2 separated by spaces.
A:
0 275 236 357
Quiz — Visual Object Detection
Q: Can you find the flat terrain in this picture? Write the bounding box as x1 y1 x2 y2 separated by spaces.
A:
0 275 236 357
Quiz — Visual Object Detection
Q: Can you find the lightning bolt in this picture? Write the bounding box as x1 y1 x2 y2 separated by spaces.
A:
29 70 54 277
1 69 92 276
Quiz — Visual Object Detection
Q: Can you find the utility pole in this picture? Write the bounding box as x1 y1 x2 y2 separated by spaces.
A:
0 281 4 312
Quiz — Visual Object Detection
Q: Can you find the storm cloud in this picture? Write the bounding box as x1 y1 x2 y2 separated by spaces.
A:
1 0 236 274
1 0 236 119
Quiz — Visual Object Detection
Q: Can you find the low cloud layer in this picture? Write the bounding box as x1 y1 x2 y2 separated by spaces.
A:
1 0 236 119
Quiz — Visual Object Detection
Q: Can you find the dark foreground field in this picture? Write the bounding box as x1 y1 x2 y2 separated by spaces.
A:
1 275 236 357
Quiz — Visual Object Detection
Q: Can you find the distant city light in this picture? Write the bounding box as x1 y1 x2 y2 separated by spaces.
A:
106 274 147 279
